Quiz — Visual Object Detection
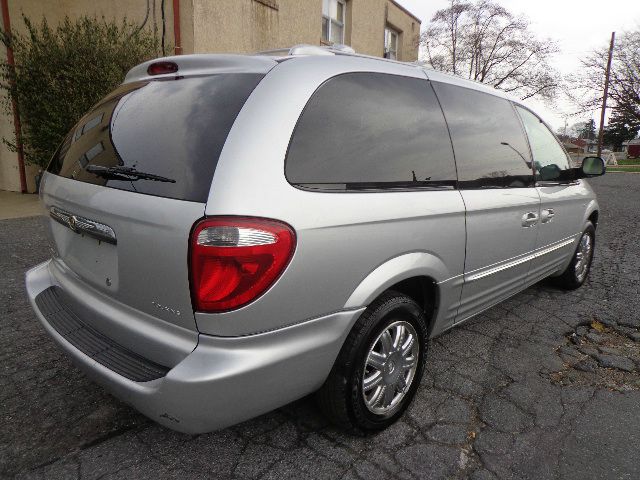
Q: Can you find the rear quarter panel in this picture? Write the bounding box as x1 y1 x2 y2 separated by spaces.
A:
199 56 466 336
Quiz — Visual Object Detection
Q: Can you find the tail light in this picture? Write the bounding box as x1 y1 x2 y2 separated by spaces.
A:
147 61 179 76
189 217 296 312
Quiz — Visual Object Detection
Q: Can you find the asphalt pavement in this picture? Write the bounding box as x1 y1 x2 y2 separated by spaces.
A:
1 173 639 479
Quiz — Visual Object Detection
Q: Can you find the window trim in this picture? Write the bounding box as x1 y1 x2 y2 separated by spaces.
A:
293 183 457 193
322 0 346 44
284 72 458 194
509 101 536 177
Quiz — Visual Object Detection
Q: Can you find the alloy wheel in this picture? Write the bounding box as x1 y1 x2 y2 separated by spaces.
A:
362 320 420 415
574 232 593 282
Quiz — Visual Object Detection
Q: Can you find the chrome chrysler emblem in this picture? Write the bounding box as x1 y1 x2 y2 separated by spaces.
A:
49 206 117 245
386 360 396 374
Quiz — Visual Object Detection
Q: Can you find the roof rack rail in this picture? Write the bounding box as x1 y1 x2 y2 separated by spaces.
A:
256 44 356 57
323 44 356 54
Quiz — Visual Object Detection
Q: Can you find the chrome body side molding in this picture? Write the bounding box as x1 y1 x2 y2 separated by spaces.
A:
466 236 576 282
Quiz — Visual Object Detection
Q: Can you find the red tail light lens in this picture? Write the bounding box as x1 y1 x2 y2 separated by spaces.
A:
147 61 179 76
189 217 296 312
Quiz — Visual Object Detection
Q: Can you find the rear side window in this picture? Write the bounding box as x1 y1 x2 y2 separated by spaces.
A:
286 72 456 190
516 106 572 181
432 82 534 189
47 74 264 202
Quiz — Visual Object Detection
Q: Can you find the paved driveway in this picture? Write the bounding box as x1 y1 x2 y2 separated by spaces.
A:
2 174 639 479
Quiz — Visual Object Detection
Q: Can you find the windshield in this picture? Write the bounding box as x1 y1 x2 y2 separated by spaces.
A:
47 74 264 202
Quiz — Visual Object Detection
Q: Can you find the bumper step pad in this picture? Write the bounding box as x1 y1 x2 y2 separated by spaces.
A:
36 286 169 382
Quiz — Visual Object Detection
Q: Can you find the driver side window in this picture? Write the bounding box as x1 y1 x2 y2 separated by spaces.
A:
517 106 571 181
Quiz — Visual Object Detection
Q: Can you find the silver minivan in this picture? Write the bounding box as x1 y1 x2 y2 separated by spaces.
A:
25 45 605 434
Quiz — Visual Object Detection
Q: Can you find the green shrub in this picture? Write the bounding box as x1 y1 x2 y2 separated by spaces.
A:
0 16 161 168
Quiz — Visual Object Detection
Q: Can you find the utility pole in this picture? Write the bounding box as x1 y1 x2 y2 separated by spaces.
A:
597 32 615 157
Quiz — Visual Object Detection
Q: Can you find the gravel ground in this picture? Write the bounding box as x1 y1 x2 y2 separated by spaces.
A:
2 173 639 479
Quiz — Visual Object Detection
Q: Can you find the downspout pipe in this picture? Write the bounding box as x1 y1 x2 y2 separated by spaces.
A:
173 0 182 55
1 0 27 193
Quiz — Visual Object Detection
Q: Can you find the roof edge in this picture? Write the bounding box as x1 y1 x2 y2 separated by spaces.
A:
388 0 422 24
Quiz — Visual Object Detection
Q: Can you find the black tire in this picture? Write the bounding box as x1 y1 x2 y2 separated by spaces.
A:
317 291 428 433
549 222 596 290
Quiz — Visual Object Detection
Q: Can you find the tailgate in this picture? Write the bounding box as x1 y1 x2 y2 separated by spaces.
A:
39 70 267 335
41 173 204 332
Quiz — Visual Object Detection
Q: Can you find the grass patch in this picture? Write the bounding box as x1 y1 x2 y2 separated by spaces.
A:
607 166 640 172
617 159 640 165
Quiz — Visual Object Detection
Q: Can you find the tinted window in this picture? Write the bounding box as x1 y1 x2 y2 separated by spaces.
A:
286 73 456 190
432 82 533 188
48 74 264 202
516 106 572 181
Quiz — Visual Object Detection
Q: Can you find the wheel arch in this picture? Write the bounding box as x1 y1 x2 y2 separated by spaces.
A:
343 252 449 331
583 199 600 229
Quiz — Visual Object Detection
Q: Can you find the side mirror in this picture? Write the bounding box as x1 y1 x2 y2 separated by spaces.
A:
580 156 606 177
538 164 562 181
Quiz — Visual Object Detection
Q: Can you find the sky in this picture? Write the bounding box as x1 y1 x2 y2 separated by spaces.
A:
398 0 640 131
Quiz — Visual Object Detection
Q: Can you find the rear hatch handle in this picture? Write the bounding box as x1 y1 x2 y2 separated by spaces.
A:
50 206 117 245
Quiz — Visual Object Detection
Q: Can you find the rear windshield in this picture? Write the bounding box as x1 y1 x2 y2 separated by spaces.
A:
47 74 264 202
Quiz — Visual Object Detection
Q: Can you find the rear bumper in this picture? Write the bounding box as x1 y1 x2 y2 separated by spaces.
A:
26 260 364 433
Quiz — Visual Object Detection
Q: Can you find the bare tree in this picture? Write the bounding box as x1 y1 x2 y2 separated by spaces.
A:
570 29 640 123
421 0 560 101
556 121 590 140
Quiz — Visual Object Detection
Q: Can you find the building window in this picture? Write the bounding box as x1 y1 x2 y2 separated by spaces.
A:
322 0 345 44
384 27 399 60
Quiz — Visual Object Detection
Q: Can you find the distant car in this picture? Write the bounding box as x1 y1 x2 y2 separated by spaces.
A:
26 45 605 434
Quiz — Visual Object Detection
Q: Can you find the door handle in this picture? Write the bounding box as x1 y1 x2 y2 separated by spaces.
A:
521 212 539 227
541 208 555 223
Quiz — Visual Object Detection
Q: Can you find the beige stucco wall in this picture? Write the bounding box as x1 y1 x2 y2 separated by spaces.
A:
0 109 38 193
349 0 420 61
0 0 419 192
386 0 420 61
191 0 419 59
191 0 323 54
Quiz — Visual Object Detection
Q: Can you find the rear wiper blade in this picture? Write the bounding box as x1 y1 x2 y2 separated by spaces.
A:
86 165 176 183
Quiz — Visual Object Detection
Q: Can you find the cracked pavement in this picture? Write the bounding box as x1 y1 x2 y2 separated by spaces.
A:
2 173 639 479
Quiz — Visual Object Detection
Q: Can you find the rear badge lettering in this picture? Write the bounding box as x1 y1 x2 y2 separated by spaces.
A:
152 301 181 316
